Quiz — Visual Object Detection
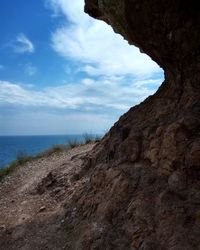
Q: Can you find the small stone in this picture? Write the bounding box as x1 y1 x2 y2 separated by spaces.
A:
39 206 46 212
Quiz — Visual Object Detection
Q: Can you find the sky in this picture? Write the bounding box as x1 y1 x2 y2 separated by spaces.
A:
0 0 164 136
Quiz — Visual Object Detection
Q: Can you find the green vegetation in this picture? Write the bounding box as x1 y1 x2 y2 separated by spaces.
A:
0 152 33 179
68 139 81 148
82 133 102 143
68 133 102 148
94 134 102 142
39 144 68 157
83 133 94 144
0 133 102 180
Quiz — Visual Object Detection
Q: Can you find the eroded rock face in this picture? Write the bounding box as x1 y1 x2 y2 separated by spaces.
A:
63 1 200 249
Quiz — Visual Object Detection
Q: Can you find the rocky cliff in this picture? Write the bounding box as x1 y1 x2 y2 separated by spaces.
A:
62 1 200 249
1 1 199 250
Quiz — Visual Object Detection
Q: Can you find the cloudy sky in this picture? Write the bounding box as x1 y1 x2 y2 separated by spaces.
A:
0 0 163 135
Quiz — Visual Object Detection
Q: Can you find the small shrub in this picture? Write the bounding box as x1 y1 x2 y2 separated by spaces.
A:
39 144 67 157
83 133 103 143
16 151 32 165
82 133 94 144
94 134 102 142
68 140 81 148
51 145 66 152
0 152 33 180
0 165 13 179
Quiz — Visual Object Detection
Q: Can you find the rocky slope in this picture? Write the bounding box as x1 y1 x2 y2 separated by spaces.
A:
60 1 200 249
0 144 96 249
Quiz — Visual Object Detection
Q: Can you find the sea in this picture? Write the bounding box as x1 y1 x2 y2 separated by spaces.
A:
0 135 92 169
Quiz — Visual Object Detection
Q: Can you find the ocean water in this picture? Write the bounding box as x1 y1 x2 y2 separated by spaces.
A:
0 135 88 168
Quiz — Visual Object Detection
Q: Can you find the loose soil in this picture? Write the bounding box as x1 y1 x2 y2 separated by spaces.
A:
0 143 95 250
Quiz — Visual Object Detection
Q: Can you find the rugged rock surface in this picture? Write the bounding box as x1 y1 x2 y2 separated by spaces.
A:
62 1 200 249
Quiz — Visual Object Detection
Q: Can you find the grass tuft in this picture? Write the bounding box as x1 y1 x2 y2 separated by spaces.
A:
82 133 102 144
94 134 102 142
39 144 68 157
0 152 33 180
68 140 81 148
82 133 94 144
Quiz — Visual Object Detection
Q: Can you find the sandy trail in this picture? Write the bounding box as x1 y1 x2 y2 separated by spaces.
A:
0 143 95 250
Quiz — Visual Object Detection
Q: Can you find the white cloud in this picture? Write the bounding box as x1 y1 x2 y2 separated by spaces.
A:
12 33 35 54
82 78 95 86
0 77 162 111
49 0 162 78
24 64 37 76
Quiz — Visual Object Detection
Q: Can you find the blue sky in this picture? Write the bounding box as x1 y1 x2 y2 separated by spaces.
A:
0 0 164 135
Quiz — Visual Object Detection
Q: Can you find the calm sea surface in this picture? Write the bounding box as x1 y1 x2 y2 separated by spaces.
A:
0 135 87 168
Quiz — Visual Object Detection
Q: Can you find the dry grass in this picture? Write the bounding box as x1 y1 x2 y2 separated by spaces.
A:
0 153 33 179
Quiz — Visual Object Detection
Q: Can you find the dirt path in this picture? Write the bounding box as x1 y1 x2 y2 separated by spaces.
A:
0 143 95 250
